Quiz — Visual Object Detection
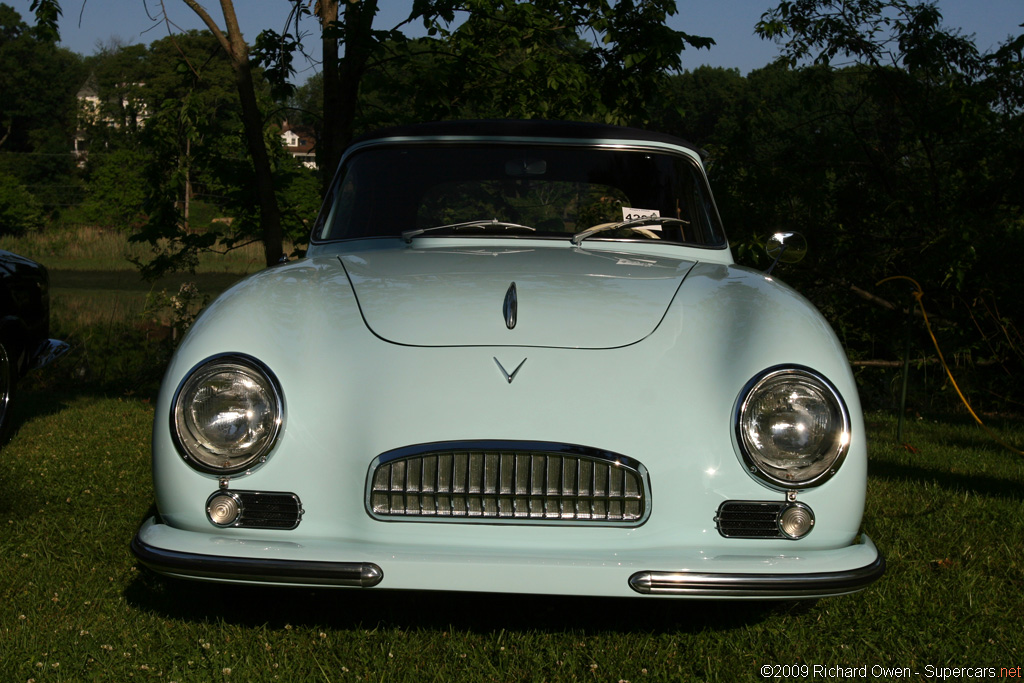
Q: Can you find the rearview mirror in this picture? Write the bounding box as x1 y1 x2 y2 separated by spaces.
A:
505 158 547 176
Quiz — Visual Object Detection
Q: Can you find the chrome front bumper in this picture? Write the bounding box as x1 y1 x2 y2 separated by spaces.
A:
131 532 383 587
629 555 885 597
132 517 884 598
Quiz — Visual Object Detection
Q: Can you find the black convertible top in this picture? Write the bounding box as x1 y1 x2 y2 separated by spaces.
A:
352 119 702 155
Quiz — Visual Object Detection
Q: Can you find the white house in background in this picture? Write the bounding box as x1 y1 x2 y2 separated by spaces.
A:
73 74 150 163
280 121 317 169
73 75 102 162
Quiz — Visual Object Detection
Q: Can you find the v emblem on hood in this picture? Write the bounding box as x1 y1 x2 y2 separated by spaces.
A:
493 357 527 384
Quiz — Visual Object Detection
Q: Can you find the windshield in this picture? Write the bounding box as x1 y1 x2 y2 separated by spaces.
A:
314 142 726 247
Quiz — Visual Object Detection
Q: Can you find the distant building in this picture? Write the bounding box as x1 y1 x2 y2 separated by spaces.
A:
280 121 317 170
73 74 150 163
73 74 101 162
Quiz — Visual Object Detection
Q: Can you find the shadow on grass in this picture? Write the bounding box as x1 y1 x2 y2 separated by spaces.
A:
122 567 797 635
17 333 168 405
0 388 75 519
868 459 1024 502
2 385 74 448
51 269 247 294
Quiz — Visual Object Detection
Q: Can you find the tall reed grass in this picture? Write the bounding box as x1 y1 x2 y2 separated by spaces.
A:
0 224 290 273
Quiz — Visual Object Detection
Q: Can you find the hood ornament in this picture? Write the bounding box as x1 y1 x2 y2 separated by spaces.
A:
494 357 527 384
503 282 517 329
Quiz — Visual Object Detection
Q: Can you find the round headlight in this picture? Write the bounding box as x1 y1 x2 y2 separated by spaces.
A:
172 355 283 475
736 366 850 489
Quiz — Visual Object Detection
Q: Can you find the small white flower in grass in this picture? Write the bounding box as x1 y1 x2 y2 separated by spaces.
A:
222 667 231 675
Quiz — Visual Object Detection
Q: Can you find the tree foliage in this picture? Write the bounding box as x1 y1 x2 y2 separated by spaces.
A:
681 0 1024 406
0 171 43 234
0 2 83 214
117 0 714 272
258 0 713 188
13 0 1024 409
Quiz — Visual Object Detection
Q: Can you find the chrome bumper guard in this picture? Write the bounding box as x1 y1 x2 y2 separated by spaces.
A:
29 339 70 371
628 553 885 598
130 534 383 588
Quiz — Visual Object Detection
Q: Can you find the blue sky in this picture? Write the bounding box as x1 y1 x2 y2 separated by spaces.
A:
8 0 1024 77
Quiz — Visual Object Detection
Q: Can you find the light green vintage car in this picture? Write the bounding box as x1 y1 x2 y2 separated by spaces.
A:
132 120 884 598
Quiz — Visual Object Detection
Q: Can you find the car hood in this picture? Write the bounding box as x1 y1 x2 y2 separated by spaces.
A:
338 245 696 349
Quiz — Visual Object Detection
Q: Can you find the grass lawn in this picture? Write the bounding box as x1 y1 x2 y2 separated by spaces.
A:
1 381 1021 682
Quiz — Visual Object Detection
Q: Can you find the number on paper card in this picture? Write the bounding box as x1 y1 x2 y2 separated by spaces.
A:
621 207 660 226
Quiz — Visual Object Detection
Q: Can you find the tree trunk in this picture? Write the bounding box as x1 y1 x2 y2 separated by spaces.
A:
318 0 341 195
181 0 285 266
317 0 379 191
235 58 285 265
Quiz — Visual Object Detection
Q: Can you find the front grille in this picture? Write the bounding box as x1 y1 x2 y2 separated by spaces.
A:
368 441 648 524
234 491 303 529
715 501 787 538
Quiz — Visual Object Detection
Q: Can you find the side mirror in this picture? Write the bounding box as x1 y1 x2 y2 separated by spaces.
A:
765 232 807 275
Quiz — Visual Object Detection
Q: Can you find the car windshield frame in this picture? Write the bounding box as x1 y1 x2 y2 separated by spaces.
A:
311 138 728 250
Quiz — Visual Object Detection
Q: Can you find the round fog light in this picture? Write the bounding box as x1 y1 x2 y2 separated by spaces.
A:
207 492 241 527
778 503 814 539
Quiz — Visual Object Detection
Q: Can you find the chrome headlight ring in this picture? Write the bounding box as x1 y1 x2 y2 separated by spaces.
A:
735 365 851 490
171 354 284 476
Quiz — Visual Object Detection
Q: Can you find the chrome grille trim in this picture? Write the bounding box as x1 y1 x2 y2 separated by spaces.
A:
367 441 649 525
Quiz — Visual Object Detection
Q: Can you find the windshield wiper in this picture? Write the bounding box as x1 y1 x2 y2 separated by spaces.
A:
570 216 690 246
402 219 536 243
